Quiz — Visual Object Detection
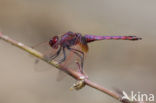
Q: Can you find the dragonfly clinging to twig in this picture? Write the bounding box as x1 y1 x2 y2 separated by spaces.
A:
47 31 142 73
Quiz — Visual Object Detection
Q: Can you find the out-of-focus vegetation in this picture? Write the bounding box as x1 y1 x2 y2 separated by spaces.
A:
0 0 155 103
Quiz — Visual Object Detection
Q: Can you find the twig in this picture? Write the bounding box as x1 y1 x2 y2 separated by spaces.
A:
0 32 140 103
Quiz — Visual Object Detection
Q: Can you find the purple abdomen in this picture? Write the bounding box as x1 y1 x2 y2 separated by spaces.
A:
84 35 142 43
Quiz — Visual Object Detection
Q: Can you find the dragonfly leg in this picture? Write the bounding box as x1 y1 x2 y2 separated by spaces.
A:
58 47 66 64
46 47 62 62
71 48 84 68
67 47 84 73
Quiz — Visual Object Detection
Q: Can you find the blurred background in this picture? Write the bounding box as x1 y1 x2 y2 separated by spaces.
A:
0 0 155 103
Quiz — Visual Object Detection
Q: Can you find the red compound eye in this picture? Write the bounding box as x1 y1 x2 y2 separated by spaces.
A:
49 36 58 48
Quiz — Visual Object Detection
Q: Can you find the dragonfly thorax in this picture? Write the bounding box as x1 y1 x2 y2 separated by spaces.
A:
59 32 82 48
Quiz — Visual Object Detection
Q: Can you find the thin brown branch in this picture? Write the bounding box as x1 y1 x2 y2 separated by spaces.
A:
0 32 139 103
84 79 119 99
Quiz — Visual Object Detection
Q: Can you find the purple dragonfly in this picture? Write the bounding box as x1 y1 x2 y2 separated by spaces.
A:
46 31 142 73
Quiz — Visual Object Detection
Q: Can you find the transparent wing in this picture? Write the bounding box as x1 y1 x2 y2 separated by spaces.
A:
31 39 86 81
78 36 89 53
31 40 59 72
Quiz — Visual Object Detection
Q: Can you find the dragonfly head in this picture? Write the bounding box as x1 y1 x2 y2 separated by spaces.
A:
49 36 59 49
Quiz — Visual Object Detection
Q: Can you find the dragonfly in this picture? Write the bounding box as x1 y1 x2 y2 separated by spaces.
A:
47 31 142 73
